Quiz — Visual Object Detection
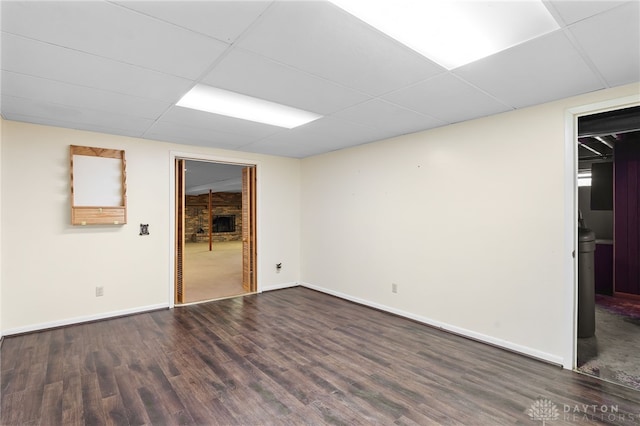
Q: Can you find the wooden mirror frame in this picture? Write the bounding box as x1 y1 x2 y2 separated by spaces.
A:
70 145 127 225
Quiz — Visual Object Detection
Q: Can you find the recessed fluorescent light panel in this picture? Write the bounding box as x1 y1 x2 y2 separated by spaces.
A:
176 85 322 129
329 0 559 69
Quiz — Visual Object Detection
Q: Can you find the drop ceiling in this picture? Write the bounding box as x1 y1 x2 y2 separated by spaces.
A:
1 1 639 158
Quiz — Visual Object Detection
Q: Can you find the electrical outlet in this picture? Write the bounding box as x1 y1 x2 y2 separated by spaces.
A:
392 283 398 293
96 286 104 297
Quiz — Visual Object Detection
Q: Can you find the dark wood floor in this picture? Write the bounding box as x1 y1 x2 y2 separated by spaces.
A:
2 287 639 425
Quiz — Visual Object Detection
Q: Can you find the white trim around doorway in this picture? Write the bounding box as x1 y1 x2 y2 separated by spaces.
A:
562 94 640 369
168 151 261 309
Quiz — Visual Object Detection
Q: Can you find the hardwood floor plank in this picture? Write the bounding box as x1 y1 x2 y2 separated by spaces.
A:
168 375 230 425
93 350 119 398
192 349 237 392
39 381 63 425
246 351 314 405
29 332 52 365
0 337 24 371
305 363 402 423
101 394 130 426
169 409 197 426
2 287 640 425
112 367 150 426
0 368 17 395
44 330 65 385
2 348 34 394
13 388 45 425
369 373 428 406
218 385 273 424
0 391 24 426
61 373 83 425
80 373 106 426
246 381 292 417
308 397 362 426
144 363 186 415
137 386 172 425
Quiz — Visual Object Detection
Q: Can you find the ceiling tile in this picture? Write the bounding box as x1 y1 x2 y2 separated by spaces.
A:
2 71 171 119
238 137 327 159
144 121 258 150
567 1 640 87
251 116 389 156
1 34 193 103
332 98 445 135
159 106 282 140
1 1 228 79
241 126 367 158
1 95 154 135
113 1 272 44
547 1 628 25
454 31 604 109
236 1 444 96
383 73 512 124
3 112 146 139
202 48 369 115
295 116 392 146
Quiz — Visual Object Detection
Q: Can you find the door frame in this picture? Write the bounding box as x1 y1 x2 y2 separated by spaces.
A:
168 151 260 308
563 94 640 369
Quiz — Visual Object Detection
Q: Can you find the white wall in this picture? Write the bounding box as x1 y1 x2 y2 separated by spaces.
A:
2 84 638 362
0 117 3 338
300 83 640 367
256 156 301 290
1 121 301 334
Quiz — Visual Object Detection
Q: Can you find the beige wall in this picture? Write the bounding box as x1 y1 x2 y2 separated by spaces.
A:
300 83 640 367
0 121 301 333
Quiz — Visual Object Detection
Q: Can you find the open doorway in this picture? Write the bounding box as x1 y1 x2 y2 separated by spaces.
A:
175 159 257 304
575 105 640 391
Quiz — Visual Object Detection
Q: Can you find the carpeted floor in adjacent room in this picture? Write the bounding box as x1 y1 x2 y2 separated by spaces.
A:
183 241 246 303
577 295 640 391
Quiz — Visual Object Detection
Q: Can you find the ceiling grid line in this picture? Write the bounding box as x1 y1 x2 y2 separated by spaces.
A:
1 0 638 158
560 28 611 89
139 1 283 140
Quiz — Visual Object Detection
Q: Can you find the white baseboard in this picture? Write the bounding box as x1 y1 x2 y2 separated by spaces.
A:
300 282 565 368
2 284 566 368
2 303 169 337
260 281 300 292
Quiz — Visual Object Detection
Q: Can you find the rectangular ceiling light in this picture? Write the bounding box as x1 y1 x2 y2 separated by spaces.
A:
329 0 559 70
177 85 322 129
